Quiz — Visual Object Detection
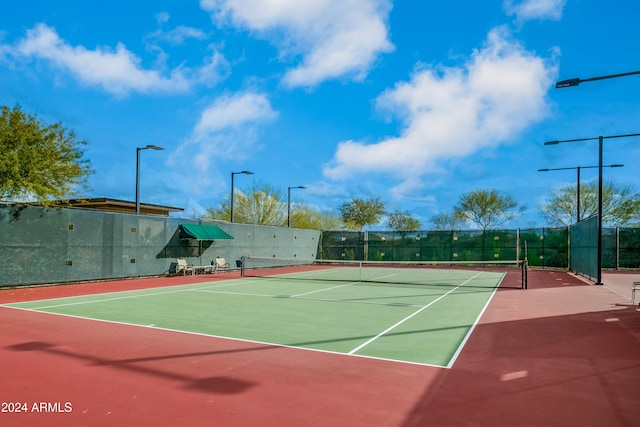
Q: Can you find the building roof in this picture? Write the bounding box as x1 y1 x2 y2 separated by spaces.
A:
50 198 184 216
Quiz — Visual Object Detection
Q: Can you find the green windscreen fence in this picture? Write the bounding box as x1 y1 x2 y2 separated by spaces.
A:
1 205 638 288
618 227 640 269
320 228 569 267
0 205 320 287
569 215 598 280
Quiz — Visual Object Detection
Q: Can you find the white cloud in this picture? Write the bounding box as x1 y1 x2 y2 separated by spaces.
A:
200 0 394 88
504 0 566 22
150 25 208 46
148 12 208 46
5 23 227 96
172 91 278 175
194 91 277 135
155 12 171 25
323 27 557 195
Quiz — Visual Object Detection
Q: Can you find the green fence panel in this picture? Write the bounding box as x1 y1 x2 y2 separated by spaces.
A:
619 228 640 269
570 216 598 280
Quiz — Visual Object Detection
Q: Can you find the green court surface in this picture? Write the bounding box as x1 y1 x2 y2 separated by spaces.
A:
5 268 506 368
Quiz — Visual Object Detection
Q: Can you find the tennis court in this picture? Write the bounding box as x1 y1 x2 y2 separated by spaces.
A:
4 260 523 368
2 268 640 427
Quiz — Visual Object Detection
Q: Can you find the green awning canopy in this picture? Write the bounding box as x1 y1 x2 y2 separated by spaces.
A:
179 224 234 241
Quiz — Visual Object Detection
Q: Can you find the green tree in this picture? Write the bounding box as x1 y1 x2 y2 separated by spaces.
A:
454 189 522 230
541 180 640 226
289 205 343 230
430 211 465 231
338 197 385 231
0 105 92 202
204 182 344 229
387 211 421 231
204 182 285 225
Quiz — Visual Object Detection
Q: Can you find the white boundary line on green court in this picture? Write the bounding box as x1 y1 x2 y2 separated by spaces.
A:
347 271 487 356
13 288 190 310
2 270 504 369
290 281 360 297
189 289 279 297
190 286 426 308
3 280 248 310
0 304 446 369
445 272 505 368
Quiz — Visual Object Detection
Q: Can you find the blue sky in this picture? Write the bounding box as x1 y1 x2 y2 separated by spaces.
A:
1 0 639 228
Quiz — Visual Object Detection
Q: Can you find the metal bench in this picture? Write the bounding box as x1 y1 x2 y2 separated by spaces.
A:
176 258 215 275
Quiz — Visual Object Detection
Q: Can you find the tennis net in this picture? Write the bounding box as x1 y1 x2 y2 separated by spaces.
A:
240 256 528 289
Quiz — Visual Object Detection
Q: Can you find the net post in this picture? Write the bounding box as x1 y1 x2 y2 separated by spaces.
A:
240 255 246 277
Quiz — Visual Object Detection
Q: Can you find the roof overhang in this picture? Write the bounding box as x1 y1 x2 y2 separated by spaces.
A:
179 224 234 241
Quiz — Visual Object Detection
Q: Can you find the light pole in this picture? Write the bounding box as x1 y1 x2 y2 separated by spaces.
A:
556 70 640 88
544 134 640 285
230 170 254 223
552 69 640 284
135 145 164 215
538 164 624 223
287 186 306 227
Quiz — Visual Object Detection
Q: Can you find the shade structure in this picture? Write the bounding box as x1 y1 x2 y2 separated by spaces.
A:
179 224 234 241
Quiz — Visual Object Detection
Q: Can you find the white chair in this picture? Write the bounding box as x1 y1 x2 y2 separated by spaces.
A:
176 258 194 275
632 282 640 305
214 257 230 273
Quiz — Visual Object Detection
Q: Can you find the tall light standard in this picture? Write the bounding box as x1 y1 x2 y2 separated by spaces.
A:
287 186 306 227
544 134 640 285
136 145 164 214
538 164 624 223
230 170 254 223
553 69 639 285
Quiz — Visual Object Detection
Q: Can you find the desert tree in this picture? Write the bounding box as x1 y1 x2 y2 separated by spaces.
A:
0 105 92 203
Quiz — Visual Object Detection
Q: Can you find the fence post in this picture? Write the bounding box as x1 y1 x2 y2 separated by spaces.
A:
364 231 368 261
567 225 571 271
616 227 620 270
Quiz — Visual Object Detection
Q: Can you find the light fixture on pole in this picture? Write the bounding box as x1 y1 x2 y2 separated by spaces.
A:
287 186 306 227
538 164 624 223
135 145 164 215
230 170 254 223
544 133 640 285
556 70 640 88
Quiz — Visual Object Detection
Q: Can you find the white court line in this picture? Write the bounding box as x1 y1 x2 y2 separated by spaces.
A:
21 288 192 310
14 283 250 310
195 281 251 290
290 281 359 297
446 272 505 368
348 271 484 355
2 271 499 369
1 304 446 368
189 289 278 298
290 271 406 298
188 287 424 308
294 296 423 308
